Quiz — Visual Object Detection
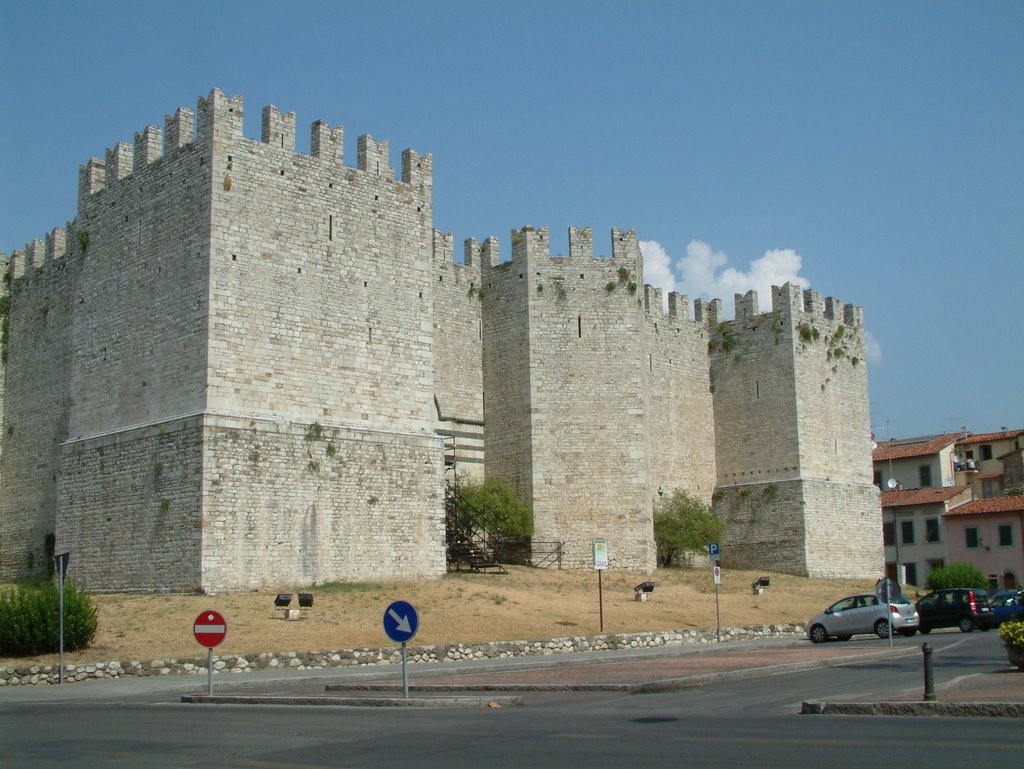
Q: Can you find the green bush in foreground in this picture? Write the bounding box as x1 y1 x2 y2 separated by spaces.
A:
0 580 98 656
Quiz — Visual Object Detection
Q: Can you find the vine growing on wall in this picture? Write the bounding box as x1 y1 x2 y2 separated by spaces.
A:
797 321 862 368
0 291 9 364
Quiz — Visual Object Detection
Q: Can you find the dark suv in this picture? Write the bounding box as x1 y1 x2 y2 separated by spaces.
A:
915 588 995 633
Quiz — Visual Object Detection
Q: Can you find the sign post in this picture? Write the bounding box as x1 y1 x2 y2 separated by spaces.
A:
593 539 609 633
383 600 419 699
193 610 228 696
709 543 721 642
54 552 70 684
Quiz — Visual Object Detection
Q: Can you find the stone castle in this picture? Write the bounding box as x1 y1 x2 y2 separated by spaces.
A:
0 89 882 593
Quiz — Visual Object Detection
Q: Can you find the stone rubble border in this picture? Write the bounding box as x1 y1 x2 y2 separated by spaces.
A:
0 623 803 686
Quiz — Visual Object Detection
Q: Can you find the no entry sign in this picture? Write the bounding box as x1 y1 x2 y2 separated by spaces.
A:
193 609 227 648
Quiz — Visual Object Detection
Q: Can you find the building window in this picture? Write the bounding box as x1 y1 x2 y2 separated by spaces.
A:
918 465 933 487
901 520 915 545
882 522 895 546
965 527 980 549
874 470 882 488
903 562 918 587
980 444 993 461
982 478 1006 498
927 558 944 573
999 524 1013 547
925 518 940 543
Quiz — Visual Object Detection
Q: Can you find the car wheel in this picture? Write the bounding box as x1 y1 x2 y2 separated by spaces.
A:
809 624 829 644
899 629 917 637
874 619 890 639
958 617 975 633
919 627 931 634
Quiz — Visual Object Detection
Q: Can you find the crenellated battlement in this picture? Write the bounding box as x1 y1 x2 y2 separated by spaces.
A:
73 88 431 206
261 104 296 150
7 227 68 281
642 282 863 336
477 226 643 272
769 284 862 328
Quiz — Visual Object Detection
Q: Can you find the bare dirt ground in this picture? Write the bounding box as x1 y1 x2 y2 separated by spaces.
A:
2 566 879 667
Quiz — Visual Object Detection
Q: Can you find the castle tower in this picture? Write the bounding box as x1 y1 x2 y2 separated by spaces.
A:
481 226 656 570
2 89 446 590
708 285 881 578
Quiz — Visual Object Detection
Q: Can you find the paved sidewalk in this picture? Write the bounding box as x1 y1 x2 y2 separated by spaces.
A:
181 637 1024 716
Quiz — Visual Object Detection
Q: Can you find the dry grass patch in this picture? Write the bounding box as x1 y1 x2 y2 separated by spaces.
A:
2 566 877 667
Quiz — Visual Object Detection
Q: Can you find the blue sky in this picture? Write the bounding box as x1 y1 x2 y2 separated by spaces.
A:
2 1 1021 439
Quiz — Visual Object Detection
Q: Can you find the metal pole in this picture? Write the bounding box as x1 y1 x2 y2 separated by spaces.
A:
715 579 721 643
57 559 65 685
401 641 409 700
886 577 893 648
922 643 936 701
207 648 213 696
598 570 604 633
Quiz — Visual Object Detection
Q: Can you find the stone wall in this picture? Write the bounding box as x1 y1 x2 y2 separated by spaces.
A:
0 87 883 588
57 417 204 592
0 622 804 687
200 415 445 591
432 231 484 477
0 233 72 580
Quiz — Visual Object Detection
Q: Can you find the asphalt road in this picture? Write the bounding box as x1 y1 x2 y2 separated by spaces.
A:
2 631 1021 768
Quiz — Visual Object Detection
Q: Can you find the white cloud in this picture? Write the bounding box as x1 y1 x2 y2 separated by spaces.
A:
640 239 810 316
638 240 677 298
640 238 886 364
863 329 883 365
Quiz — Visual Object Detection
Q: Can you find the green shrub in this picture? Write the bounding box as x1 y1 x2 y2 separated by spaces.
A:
0 580 98 656
925 563 987 590
654 489 726 567
458 477 533 538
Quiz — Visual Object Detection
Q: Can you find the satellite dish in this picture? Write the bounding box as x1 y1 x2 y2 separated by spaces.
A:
887 479 898 489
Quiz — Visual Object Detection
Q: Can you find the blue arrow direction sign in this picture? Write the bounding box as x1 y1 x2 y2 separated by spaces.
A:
383 600 419 644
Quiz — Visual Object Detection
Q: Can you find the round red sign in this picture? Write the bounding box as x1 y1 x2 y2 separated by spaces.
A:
193 609 227 648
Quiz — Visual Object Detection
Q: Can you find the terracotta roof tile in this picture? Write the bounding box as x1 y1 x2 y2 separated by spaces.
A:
881 485 972 508
872 433 960 462
955 428 1024 446
943 495 1024 516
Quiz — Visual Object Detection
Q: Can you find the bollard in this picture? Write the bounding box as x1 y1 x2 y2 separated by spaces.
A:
922 642 936 702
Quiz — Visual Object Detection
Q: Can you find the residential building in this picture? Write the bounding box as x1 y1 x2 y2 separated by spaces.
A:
880 485 973 588
944 495 1024 591
872 433 960 492
953 429 1024 499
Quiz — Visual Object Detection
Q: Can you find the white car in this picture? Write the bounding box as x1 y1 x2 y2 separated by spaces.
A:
807 592 919 643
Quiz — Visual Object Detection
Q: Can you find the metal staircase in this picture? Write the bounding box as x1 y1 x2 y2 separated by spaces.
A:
444 437 507 574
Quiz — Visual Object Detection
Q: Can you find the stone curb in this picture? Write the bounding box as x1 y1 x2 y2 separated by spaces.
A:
801 701 1024 718
0 623 802 687
181 694 524 708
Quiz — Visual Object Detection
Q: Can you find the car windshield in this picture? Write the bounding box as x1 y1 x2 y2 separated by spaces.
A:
993 594 1021 607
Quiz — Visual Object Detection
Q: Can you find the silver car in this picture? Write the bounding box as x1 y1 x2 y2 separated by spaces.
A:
807 592 919 643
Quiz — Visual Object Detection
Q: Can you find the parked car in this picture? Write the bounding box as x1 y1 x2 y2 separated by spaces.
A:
915 588 995 633
989 590 1024 626
807 592 919 643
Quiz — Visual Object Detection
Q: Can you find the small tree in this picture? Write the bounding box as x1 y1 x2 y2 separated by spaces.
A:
926 562 987 590
457 477 533 538
653 489 725 567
